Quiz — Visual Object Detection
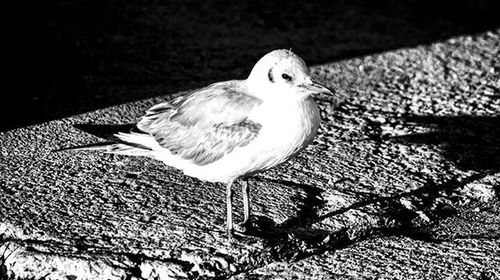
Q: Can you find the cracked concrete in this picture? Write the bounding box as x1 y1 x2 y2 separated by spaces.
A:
2 27 500 279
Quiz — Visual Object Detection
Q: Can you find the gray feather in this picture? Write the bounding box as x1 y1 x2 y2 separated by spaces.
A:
137 80 263 165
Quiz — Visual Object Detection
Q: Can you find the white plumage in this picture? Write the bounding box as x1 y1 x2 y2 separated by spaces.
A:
60 49 334 237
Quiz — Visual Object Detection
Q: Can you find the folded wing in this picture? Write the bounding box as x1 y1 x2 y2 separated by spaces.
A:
137 81 263 165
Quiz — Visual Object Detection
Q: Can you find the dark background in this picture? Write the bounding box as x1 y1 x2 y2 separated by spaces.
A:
2 0 500 131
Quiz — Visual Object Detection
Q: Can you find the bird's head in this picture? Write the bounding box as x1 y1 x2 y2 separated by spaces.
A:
246 49 334 100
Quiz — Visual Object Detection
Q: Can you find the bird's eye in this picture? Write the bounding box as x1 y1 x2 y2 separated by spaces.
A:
281 73 292 82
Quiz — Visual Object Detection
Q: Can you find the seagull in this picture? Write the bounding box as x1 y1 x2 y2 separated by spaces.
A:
58 49 334 238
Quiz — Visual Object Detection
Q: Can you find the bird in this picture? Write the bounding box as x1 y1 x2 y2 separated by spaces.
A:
57 49 334 238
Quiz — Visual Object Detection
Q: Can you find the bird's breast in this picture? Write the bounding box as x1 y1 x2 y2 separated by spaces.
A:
246 97 320 168
175 97 320 183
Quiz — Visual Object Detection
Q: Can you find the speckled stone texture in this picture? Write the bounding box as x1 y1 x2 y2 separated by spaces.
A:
1 27 500 279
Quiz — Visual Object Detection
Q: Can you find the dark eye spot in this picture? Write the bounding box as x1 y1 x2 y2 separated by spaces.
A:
281 73 292 81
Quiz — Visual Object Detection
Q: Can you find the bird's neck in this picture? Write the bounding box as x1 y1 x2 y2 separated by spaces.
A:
243 77 266 97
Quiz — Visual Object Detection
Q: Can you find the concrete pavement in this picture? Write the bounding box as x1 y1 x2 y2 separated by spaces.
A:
1 29 500 279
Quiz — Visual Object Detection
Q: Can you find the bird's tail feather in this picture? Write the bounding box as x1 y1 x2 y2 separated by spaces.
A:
54 123 154 155
53 141 117 152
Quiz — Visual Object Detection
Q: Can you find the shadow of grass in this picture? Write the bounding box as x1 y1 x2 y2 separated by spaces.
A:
247 171 497 264
242 178 357 261
389 115 500 172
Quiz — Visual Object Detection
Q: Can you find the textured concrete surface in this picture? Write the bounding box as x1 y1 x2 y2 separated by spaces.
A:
1 28 500 279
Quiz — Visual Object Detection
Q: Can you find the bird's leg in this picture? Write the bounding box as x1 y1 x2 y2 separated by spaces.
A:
226 181 234 238
242 179 251 226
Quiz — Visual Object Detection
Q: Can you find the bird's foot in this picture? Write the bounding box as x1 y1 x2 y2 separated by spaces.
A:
234 215 278 237
234 220 252 234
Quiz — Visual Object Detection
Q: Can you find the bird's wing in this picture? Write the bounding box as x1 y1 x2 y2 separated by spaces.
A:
137 81 263 165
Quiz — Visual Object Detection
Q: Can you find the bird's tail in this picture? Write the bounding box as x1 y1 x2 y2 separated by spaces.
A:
53 141 118 152
54 123 154 155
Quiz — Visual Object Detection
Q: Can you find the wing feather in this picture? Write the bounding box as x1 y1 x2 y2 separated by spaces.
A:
137 80 263 165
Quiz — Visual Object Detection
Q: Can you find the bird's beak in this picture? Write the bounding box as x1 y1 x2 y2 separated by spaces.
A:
300 79 335 96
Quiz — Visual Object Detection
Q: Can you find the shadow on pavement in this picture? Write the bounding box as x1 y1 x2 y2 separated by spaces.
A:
242 113 500 261
2 0 500 131
252 172 499 263
242 178 353 261
390 115 500 172
371 113 500 241
386 114 500 240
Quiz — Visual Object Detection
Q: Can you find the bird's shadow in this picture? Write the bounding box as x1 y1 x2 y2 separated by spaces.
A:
240 113 500 262
240 178 349 261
